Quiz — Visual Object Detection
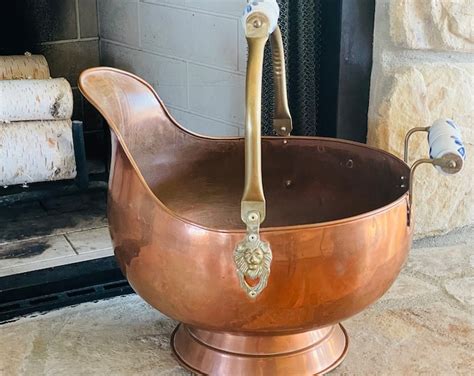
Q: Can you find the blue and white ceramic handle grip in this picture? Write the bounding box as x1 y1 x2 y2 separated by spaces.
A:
242 0 280 36
404 118 466 224
405 118 465 174
428 119 466 174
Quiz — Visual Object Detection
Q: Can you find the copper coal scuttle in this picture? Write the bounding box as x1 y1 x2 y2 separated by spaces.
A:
78 1 465 374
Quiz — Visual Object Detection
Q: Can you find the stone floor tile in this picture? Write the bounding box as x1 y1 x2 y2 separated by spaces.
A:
406 244 470 280
337 303 473 375
0 296 189 376
0 189 109 274
381 274 439 301
0 236 76 271
0 208 107 245
0 291 472 375
413 225 474 248
0 248 113 277
444 277 474 307
65 227 112 254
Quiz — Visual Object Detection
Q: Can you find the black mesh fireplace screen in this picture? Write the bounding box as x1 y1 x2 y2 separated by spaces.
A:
262 0 321 136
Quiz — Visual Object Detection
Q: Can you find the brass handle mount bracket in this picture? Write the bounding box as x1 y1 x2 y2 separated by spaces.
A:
234 211 272 299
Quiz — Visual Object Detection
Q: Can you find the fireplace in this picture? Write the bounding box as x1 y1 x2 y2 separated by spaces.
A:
0 0 375 321
0 0 119 322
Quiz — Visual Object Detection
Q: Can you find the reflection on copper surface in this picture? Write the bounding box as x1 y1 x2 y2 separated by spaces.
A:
79 67 412 375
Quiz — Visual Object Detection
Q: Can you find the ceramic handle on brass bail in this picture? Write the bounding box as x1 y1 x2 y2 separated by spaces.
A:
404 118 466 224
234 1 279 299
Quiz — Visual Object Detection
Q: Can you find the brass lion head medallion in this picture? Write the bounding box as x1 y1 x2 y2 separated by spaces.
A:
234 236 272 298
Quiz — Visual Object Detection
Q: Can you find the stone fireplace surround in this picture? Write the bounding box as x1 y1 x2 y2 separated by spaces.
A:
368 0 473 236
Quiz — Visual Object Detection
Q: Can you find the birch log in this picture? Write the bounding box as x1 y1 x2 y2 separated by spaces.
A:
0 78 73 122
0 120 76 186
0 54 50 80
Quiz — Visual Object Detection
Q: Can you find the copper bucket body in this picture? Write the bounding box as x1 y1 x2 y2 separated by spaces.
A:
79 68 412 375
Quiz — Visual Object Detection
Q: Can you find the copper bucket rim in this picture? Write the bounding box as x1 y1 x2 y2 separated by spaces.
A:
79 67 410 235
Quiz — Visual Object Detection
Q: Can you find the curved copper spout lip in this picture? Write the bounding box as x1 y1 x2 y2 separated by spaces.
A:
79 67 410 234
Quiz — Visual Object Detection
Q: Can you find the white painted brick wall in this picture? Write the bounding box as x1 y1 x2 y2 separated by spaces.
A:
98 0 140 45
188 63 245 124
98 0 247 136
101 42 187 108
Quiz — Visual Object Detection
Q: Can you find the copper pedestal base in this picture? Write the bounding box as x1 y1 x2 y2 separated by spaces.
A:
171 324 348 375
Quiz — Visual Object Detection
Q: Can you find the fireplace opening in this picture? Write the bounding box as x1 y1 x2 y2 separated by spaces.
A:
0 0 375 321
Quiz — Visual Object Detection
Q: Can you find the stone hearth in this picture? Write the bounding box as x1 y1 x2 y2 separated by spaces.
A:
1 226 472 375
368 0 474 237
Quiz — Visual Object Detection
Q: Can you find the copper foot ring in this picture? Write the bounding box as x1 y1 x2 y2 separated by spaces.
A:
171 323 348 375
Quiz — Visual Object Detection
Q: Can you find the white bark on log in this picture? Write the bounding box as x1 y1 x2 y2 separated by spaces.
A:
0 120 76 186
0 78 73 122
0 55 50 80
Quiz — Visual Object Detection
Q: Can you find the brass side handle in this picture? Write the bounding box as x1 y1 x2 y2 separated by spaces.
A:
405 118 466 223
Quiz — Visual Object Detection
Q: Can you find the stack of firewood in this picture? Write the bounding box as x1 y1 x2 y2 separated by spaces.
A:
0 53 76 187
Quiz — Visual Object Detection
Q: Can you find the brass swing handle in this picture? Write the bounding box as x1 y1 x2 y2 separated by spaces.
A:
241 5 281 225
241 31 267 225
240 1 291 225
234 2 281 299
